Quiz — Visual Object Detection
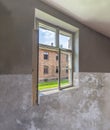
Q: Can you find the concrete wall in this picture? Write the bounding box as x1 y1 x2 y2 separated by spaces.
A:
0 0 110 73
0 73 110 130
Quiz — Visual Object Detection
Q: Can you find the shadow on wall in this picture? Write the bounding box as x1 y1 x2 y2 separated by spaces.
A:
79 20 110 72
0 1 19 74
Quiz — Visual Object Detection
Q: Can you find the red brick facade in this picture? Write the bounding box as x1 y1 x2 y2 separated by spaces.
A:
39 48 68 81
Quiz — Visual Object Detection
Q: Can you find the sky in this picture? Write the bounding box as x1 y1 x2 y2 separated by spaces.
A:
39 27 70 49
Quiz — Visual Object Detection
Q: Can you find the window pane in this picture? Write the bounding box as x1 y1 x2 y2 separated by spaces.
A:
44 52 48 60
39 23 56 46
44 66 48 74
56 54 58 61
60 51 72 88
60 69 72 87
60 51 72 69
38 49 58 90
56 66 58 73
59 31 72 50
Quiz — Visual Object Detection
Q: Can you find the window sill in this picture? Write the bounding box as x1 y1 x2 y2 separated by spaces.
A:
39 85 78 96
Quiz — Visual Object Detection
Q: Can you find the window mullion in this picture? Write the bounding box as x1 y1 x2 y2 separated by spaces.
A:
56 28 61 90
36 21 39 104
71 34 74 87
56 27 59 48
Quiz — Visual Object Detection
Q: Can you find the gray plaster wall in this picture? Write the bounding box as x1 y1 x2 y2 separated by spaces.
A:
0 73 110 130
0 0 110 73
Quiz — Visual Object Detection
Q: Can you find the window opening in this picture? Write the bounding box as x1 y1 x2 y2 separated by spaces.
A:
56 66 58 73
37 21 73 91
59 30 73 89
44 66 48 74
44 52 48 60
56 54 58 61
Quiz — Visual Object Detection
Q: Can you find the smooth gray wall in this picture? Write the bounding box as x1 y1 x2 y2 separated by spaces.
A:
0 0 110 73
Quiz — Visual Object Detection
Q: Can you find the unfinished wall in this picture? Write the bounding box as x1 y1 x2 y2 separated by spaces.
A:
0 73 110 130
0 0 110 73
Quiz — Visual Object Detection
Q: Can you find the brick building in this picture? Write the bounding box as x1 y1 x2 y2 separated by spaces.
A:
39 47 68 81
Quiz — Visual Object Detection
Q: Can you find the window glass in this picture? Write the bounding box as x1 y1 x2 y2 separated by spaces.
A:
66 66 68 73
44 52 48 60
44 66 48 74
39 23 56 46
56 54 58 60
56 66 58 73
59 31 72 50
60 51 72 88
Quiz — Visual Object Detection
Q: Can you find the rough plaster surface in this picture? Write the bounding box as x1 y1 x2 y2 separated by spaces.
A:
0 73 110 130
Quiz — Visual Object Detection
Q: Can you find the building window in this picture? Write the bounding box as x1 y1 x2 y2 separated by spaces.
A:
44 66 48 74
56 66 58 73
66 66 68 73
66 55 68 62
56 54 58 61
44 52 48 60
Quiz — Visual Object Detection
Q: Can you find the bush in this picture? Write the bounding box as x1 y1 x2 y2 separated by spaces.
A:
44 78 48 82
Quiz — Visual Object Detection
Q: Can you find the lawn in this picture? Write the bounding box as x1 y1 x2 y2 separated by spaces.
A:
38 79 68 90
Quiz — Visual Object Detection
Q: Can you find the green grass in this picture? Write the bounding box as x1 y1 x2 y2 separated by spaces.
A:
38 79 68 90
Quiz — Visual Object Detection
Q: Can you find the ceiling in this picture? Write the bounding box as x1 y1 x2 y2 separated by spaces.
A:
42 0 110 38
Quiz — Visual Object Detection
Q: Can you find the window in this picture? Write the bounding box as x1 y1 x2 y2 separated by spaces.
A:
59 31 73 89
59 31 72 50
44 52 48 60
32 9 79 105
39 23 56 46
56 66 58 73
66 55 68 62
44 66 48 74
56 54 58 61
66 66 68 73
37 22 73 91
